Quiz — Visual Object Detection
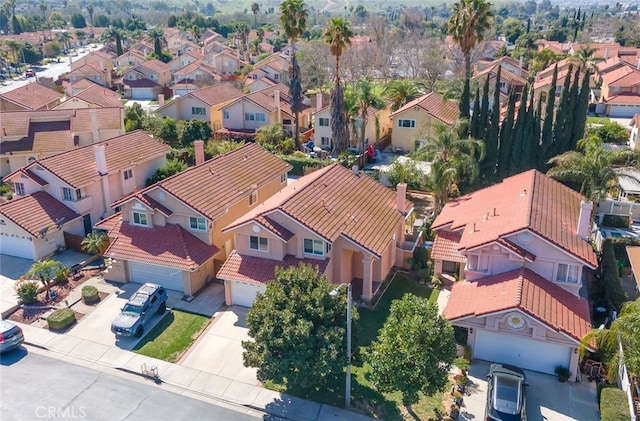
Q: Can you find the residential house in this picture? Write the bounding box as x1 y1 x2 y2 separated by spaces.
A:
202 39 234 57
172 60 221 86
205 50 247 76
169 81 200 97
472 61 528 107
65 79 100 97
631 114 640 151
95 143 291 296
1 130 170 259
476 56 526 77
56 84 124 110
0 108 125 176
69 50 114 73
0 83 62 112
250 53 289 85
157 83 243 125
120 59 172 100
389 92 460 152
168 50 205 73
218 164 415 307
598 65 640 117
625 246 640 298
66 63 113 88
435 170 598 380
113 49 147 71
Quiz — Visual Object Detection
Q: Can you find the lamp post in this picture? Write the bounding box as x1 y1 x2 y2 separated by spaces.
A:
330 283 352 407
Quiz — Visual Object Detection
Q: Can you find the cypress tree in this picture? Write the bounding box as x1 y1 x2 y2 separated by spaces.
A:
471 86 481 138
482 66 502 181
460 78 471 121
479 74 491 139
571 69 591 148
510 84 529 174
562 67 581 153
532 97 543 170
552 64 573 158
540 65 558 165
521 89 537 171
498 88 516 178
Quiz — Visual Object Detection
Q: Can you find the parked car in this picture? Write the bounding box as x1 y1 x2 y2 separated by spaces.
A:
0 320 24 353
25 69 35 77
111 283 168 338
486 363 528 421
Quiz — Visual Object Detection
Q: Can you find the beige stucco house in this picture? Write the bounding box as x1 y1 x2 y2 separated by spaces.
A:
156 83 243 125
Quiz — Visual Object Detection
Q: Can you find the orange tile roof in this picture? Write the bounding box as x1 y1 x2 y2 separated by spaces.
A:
187 83 243 106
225 164 413 257
602 65 640 87
431 230 466 263
632 114 640 127
137 59 171 74
389 92 459 125
443 268 592 343
473 63 528 86
0 119 76 155
114 143 291 220
217 251 329 285
6 130 170 188
66 85 123 108
69 79 99 90
433 169 597 267
97 215 218 271
173 60 218 76
0 83 62 110
67 63 107 77
606 94 640 105
0 191 81 236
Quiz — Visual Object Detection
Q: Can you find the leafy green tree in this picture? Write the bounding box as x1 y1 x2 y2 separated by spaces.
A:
242 264 358 393
93 14 110 27
482 65 501 181
354 76 385 166
70 13 86 28
124 103 144 131
102 27 123 56
497 88 516 178
478 75 490 139
571 69 591 148
148 28 165 58
588 121 630 144
540 64 558 167
552 64 573 157
510 84 529 174
471 86 481 139
521 90 538 171
386 158 424 190
366 295 456 413
205 140 244 158
27 259 63 300
146 159 188 186
86 4 94 26
563 68 581 152
178 119 212 146
81 232 109 256
251 2 260 28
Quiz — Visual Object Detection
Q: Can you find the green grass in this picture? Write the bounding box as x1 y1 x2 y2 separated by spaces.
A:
586 116 611 124
266 273 444 420
133 310 211 363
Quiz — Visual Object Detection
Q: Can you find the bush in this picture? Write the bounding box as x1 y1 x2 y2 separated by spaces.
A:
554 365 571 380
591 240 628 310
609 237 640 266
601 214 630 229
600 387 630 421
55 265 70 283
14 279 39 304
47 309 76 330
410 246 429 270
81 285 99 304
278 155 329 176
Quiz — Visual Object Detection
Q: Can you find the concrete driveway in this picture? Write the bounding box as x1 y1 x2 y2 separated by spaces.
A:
180 306 259 386
461 360 600 421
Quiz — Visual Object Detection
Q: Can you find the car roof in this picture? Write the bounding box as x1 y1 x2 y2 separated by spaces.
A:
490 363 526 379
126 284 163 306
0 319 17 332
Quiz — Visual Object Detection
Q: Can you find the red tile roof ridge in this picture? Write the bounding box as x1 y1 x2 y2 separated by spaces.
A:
0 191 81 236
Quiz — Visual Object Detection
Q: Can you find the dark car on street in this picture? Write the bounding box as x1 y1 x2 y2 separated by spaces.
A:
111 283 168 338
486 363 528 421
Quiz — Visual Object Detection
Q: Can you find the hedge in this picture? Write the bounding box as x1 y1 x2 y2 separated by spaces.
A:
601 214 630 229
591 240 627 311
600 387 630 421
278 155 330 176
81 285 99 304
609 237 640 266
47 309 76 330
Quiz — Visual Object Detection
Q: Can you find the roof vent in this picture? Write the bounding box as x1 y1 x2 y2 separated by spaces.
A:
520 189 527 196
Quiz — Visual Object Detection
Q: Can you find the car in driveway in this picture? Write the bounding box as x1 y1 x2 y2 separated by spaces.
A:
0 320 24 353
486 363 528 421
111 283 167 338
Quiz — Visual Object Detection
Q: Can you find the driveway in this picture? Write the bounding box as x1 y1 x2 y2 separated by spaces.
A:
180 306 259 386
461 360 600 421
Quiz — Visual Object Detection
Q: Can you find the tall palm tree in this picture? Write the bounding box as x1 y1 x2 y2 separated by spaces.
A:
354 76 386 166
570 45 603 73
86 4 94 26
147 28 165 58
102 27 123 56
447 0 494 119
27 259 63 301
233 21 250 54
384 79 424 112
39 3 47 21
280 0 308 150
56 32 72 52
324 17 353 155
4 39 23 70
413 119 485 212
251 2 260 28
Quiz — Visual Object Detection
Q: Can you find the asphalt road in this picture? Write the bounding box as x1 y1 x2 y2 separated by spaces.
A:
0 349 266 421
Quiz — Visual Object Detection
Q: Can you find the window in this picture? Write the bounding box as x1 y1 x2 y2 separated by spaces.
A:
467 255 479 271
256 113 266 122
283 119 292 125
304 239 324 256
192 107 206 116
318 117 329 127
321 137 330 146
223 110 230 119
249 191 257 205
556 263 579 283
62 187 83 201
398 119 416 128
250 236 268 251
245 112 255 121
189 216 207 231
132 212 148 226
13 182 25 196
326 242 332 253
280 174 287 183
123 169 133 180
150 74 156 80
274 73 279 80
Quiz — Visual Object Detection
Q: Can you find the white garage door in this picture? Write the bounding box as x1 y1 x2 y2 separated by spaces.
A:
130 88 155 100
0 236 34 259
230 281 265 307
474 330 571 375
609 105 640 118
129 261 184 292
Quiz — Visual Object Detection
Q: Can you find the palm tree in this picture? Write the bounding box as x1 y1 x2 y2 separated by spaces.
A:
147 28 165 58
570 45 603 73
56 32 72 52
75 30 87 46
39 3 47 21
280 0 308 150
233 21 250 54
86 4 94 27
251 2 260 28
81 231 109 257
324 17 353 155
4 39 23 71
27 259 63 301
447 0 494 119
354 76 386 166
102 27 123 56
413 119 485 212
384 79 424 112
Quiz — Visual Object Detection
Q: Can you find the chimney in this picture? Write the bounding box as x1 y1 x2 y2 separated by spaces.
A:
274 89 281 123
158 93 165 106
316 92 323 111
396 182 407 214
94 144 108 175
352 165 359 175
637 57 640 70
194 140 205 166
577 200 593 240
604 48 609 60
90 108 99 142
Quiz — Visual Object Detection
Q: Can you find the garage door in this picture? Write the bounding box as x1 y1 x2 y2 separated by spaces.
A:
0 236 34 259
129 261 184 292
474 330 571 375
230 281 265 307
130 88 155 100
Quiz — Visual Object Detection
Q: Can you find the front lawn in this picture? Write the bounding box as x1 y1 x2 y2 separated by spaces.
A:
133 310 211 363
586 116 611 124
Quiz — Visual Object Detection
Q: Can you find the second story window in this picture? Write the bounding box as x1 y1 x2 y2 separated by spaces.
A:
280 174 287 184
223 110 230 119
192 107 206 116
555 263 579 284
62 187 84 201
189 216 207 231
245 112 255 121
249 191 257 205
318 117 329 127
123 169 133 180
13 182 25 196
304 239 324 256
250 236 268 251
132 211 148 226
398 119 416 128
256 113 266 122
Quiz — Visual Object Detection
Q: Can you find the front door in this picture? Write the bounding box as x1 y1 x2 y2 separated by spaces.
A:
83 214 92 235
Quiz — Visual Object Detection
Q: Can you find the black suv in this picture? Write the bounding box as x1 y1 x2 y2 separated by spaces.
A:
111 283 168 337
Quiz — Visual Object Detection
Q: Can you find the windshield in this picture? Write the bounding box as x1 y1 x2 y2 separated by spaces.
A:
122 303 142 315
493 375 521 414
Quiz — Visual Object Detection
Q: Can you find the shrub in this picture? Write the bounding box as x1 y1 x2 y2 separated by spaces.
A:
554 365 571 380
601 214 630 229
81 285 99 304
591 240 627 310
600 387 630 421
454 357 471 374
410 246 429 270
54 265 70 283
47 309 76 330
14 278 39 304
278 155 329 176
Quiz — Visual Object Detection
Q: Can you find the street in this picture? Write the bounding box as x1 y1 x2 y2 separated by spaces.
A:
0 349 268 421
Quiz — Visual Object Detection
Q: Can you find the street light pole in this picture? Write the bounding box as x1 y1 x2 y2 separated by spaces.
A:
330 283 352 407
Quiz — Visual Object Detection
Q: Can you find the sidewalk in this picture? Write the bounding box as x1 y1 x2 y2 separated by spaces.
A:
16 319 375 421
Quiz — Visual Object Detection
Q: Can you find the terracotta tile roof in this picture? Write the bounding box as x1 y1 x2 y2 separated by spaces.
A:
605 94 640 105
631 114 640 127
173 60 218 76
67 63 107 77
431 230 466 263
433 169 597 267
602 65 640 87
7 130 170 188
225 164 413 257
255 215 294 240
65 85 123 108
626 246 640 291
97 215 218 271
443 268 592 342
0 191 81 237
217 251 329 285
187 83 243 106
473 63 528 86
0 119 76 155
69 79 98 90
137 59 171 74
0 83 62 110
389 92 459 125
114 143 291 220
596 56 632 74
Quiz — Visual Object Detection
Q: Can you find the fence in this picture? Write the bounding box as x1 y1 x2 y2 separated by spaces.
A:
63 232 84 252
